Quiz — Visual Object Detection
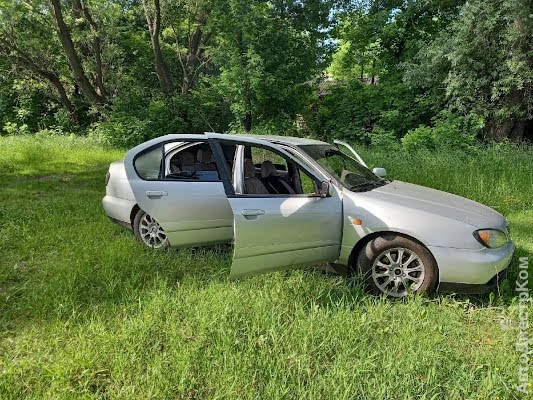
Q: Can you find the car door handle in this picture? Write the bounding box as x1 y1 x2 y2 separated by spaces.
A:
241 209 265 217
145 190 168 198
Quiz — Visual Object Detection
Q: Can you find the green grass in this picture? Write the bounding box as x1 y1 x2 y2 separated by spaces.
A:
0 135 532 399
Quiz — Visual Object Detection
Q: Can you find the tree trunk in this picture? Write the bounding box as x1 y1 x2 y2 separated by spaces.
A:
143 0 174 95
48 74 80 124
70 0 91 58
236 28 252 132
78 0 107 97
486 118 525 142
181 13 209 95
243 111 252 132
49 0 104 105
371 58 376 84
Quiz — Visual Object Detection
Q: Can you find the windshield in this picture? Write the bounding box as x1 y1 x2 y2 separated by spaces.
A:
298 144 384 190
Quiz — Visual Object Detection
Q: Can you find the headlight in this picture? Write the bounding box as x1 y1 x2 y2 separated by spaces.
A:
473 229 508 248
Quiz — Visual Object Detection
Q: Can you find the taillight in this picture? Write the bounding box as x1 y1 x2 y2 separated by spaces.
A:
105 172 110 186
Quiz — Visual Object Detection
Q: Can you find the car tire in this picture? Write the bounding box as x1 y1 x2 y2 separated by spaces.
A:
133 209 170 250
355 233 438 298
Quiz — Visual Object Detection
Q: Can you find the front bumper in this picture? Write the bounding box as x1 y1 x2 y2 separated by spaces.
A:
429 240 514 290
437 269 509 294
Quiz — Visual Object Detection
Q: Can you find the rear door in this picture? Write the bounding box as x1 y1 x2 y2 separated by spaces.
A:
209 135 343 278
123 135 233 247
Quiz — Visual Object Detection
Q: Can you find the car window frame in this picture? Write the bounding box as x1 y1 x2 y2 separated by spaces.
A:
132 138 223 183
212 138 326 198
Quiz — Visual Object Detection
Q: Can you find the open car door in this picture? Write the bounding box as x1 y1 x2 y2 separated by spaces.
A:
208 134 343 279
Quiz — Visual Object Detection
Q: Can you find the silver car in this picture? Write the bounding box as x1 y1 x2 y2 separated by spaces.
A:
103 133 514 297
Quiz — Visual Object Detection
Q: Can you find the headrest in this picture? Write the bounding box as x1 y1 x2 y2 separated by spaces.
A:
244 158 256 178
197 148 215 163
178 151 194 166
261 160 278 178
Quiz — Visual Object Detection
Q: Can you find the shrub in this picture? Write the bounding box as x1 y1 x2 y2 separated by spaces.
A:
2 122 30 135
402 113 480 152
91 95 188 148
401 125 436 151
92 87 233 148
307 76 438 143
369 126 400 149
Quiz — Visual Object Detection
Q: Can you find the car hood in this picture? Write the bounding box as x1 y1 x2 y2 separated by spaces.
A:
356 180 506 229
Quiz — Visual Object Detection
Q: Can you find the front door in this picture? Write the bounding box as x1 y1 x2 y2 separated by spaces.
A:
229 195 342 278
212 136 343 278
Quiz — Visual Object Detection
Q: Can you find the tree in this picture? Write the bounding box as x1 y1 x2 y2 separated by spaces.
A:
213 0 333 131
405 0 532 141
71 0 107 98
165 0 214 95
445 0 532 141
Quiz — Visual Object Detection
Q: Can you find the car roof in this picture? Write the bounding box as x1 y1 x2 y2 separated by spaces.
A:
157 132 329 146
241 134 328 146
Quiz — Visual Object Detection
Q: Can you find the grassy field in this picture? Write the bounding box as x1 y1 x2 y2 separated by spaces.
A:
0 134 532 399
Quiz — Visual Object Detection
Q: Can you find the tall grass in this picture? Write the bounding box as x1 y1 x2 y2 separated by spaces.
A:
358 143 533 215
0 135 531 399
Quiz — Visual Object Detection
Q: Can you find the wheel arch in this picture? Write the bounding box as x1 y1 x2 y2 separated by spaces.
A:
347 230 439 279
130 204 141 228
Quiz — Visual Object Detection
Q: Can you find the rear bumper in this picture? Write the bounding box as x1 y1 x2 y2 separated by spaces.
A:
102 195 136 226
430 240 514 291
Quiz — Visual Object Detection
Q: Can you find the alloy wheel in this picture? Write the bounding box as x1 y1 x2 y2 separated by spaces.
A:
371 247 425 297
139 213 167 249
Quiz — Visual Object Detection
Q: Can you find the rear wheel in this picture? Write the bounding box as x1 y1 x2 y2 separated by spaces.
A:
355 234 437 298
133 209 169 250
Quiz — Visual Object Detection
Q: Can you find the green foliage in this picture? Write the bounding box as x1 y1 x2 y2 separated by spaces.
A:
7 122 27 135
92 87 233 147
404 0 533 140
401 113 481 152
445 0 532 119
92 96 186 148
213 0 332 130
308 76 436 143
0 0 531 143
369 126 399 148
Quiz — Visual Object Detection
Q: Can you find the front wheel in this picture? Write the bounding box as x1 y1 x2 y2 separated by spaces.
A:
355 234 438 298
133 209 170 250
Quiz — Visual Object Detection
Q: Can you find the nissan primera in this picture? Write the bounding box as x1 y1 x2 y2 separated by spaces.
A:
103 133 514 297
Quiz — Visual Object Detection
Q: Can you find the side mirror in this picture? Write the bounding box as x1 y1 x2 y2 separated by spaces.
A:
372 167 387 178
317 181 330 198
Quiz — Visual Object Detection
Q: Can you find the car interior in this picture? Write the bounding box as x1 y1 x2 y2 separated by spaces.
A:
166 141 318 195
223 143 317 195
167 143 220 180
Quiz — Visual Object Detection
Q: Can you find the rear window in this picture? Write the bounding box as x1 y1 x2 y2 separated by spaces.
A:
134 145 162 180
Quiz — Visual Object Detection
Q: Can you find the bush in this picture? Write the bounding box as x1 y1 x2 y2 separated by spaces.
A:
91 95 187 148
307 76 438 143
369 126 401 149
232 115 300 137
2 122 30 135
402 113 480 152
92 87 233 148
